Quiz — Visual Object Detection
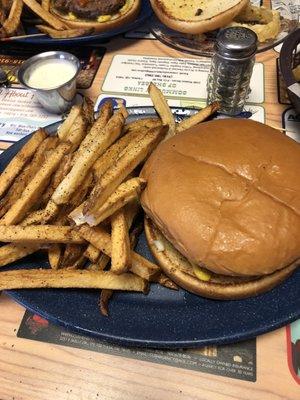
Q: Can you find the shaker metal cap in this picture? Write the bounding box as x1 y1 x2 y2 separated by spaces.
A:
216 27 257 59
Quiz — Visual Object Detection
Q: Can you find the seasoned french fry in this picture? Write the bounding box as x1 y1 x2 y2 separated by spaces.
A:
60 244 86 268
176 102 221 133
36 25 93 39
148 82 175 138
66 255 87 270
97 253 110 270
68 172 93 208
0 243 39 268
0 225 85 244
0 136 58 217
51 110 125 205
79 225 111 254
123 118 162 134
0 142 70 225
0 128 46 198
22 0 67 30
71 177 146 226
92 128 142 180
21 200 60 226
63 113 87 151
99 289 113 316
71 100 113 165
87 252 110 270
0 6 6 25
84 244 101 263
48 244 62 270
41 153 73 205
60 98 94 151
57 105 81 141
0 0 23 37
129 221 143 249
79 225 160 280
51 154 74 189
117 103 129 119
125 199 140 228
155 273 179 290
41 0 50 11
111 209 131 274
83 125 167 215
87 263 101 271
0 269 148 292
82 97 95 127
130 252 160 280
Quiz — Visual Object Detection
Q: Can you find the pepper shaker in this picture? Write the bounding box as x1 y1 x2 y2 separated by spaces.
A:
207 27 258 116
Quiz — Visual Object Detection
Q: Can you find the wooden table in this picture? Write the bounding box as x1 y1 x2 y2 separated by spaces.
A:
0 35 298 400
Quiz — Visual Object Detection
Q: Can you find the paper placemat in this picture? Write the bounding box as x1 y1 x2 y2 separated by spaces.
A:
101 55 264 103
0 87 62 142
17 310 257 382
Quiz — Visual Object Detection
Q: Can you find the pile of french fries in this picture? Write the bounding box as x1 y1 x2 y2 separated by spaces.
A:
0 82 219 315
0 0 94 39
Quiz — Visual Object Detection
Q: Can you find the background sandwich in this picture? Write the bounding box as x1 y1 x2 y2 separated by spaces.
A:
50 0 141 32
150 0 249 34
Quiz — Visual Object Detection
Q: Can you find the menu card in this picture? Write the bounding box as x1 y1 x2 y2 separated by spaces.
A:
101 55 264 104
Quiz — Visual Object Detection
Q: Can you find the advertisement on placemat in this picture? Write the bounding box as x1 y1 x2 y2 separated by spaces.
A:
0 45 106 89
17 310 257 382
0 87 62 142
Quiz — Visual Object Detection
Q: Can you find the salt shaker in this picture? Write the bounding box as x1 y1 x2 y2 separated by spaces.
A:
207 27 258 116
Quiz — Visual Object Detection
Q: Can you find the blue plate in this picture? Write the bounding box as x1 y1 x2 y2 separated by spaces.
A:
16 0 152 45
2 106 300 348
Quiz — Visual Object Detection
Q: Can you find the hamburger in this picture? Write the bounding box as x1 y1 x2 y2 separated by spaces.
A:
150 0 249 34
140 119 300 299
50 0 141 32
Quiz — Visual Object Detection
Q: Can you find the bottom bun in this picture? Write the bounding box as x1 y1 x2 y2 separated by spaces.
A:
144 217 298 300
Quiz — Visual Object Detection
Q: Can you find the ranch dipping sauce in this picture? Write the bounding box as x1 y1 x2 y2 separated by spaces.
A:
26 59 77 90
18 51 81 113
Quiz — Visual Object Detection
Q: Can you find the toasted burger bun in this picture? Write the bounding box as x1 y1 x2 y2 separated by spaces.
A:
150 0 249 34
50 0 141 33
140 119 300 278
145 217 298 299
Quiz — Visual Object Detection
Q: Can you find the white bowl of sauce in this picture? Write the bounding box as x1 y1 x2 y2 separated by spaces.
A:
18 51 81 114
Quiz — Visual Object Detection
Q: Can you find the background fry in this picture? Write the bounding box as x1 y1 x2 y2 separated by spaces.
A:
0 128 46 198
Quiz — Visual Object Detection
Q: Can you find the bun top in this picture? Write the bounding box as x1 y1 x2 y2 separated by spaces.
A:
141 119 300 276
152 0 244 22
150 0 249 34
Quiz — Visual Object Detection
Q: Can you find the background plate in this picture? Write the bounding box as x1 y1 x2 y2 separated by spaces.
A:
149 0 299 57
1 106 300 348
15 0 152 45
